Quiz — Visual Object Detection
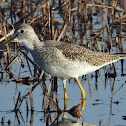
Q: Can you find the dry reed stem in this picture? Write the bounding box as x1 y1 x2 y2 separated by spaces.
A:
53 29 57 40
0 30 14 42
39 70 44 80
19 49 41 72
45 93 62 112
39 81 48 95
22 82 39 99
57 23 68 41
26 56 33 77
87 3 124 12
29 89 34 111
1 115 5 123
50 113 62 126
26 98 29 112
124 0 126 14
15 78 34 84
14 92 21 110
88 80 92 97
18 61 22 77
43 16 64 24
30 14 43 24
5 52 21 70
91 14 126 44
99 120 102 126
4 26 7 40
39 81 61 111
12 2 49 26
6 69 18 80
22 0 26 24
1 0 10 6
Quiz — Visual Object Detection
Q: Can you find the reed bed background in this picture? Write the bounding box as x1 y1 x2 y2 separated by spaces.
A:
0 0 126 126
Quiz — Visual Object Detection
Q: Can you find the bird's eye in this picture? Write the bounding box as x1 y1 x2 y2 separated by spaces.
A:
20 30 24 33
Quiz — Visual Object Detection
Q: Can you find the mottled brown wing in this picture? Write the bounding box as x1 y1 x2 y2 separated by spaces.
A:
55 42 122 66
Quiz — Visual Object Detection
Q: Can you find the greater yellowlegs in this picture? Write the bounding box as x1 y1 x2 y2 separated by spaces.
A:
3 24 126 107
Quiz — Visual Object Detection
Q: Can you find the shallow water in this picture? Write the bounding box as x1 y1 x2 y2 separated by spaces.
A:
0 55 126 126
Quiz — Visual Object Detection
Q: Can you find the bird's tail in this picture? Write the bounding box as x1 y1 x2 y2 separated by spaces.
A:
115 53 126 59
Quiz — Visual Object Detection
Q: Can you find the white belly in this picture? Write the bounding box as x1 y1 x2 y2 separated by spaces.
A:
31 50 100 79
38 60 99 79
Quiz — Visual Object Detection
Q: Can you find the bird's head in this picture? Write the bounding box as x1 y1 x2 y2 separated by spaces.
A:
2 24 40 50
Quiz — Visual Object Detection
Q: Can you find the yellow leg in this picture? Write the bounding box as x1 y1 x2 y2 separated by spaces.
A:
63 80 68 113
75 78 86 100
63 80 68 101
75 78 86 111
